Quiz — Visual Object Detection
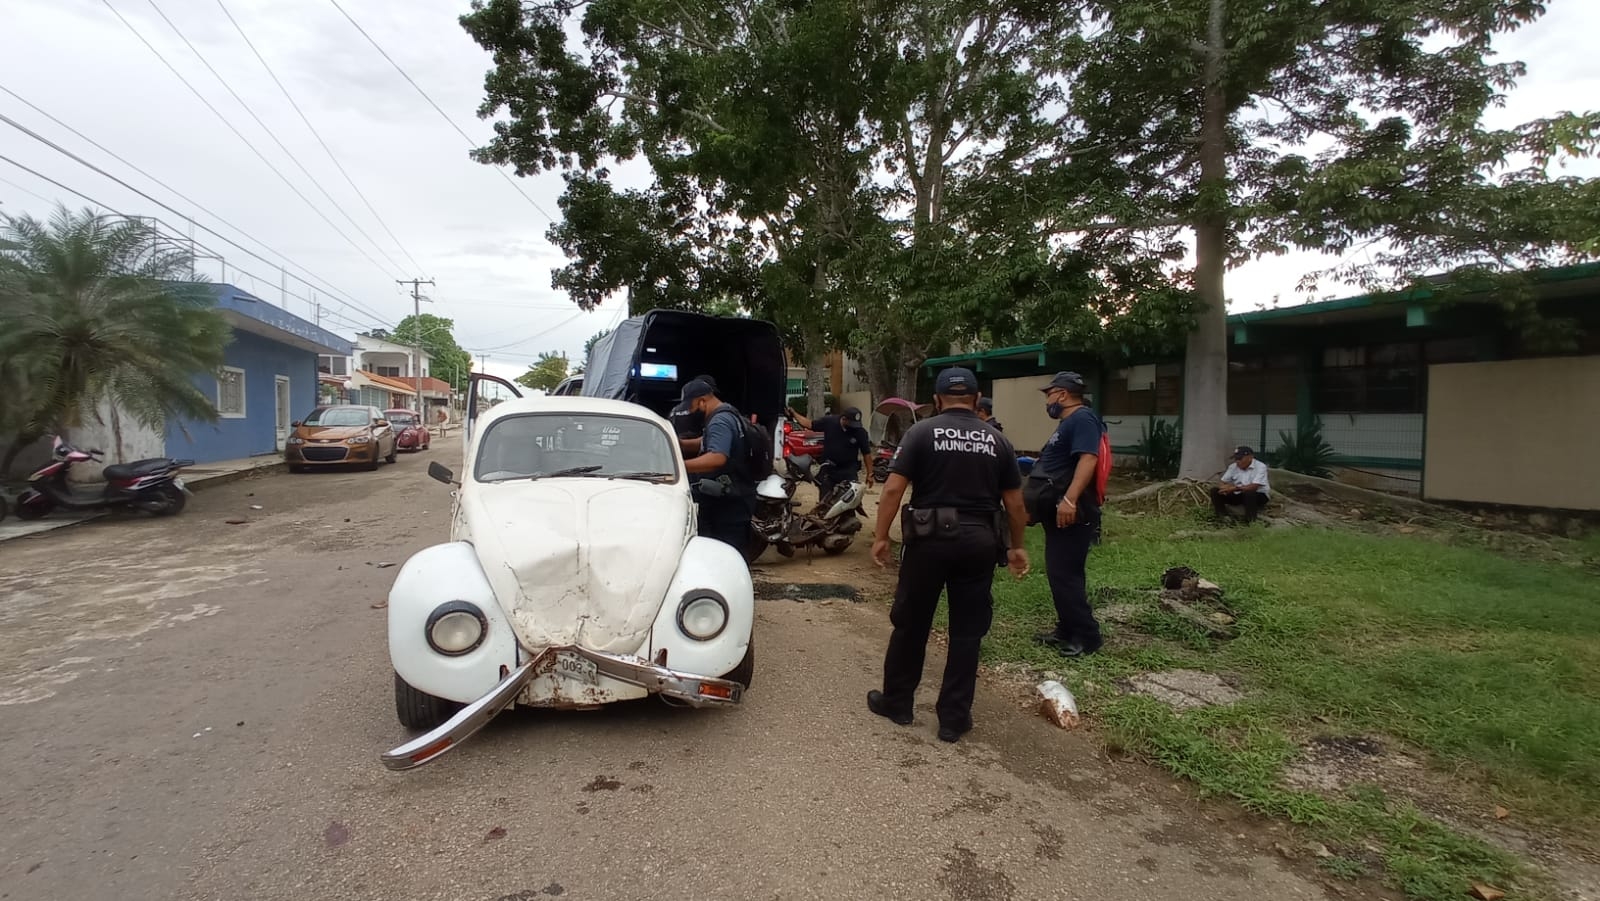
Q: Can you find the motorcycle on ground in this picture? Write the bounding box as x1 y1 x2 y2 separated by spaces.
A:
747 455 867 561
12 437 194 520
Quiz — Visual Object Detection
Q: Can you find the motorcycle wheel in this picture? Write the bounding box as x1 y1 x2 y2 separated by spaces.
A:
743 531 769 564
14 494 51 520
0 495 7 522
823 542 850 556
140 483 187 516
775 541 796 558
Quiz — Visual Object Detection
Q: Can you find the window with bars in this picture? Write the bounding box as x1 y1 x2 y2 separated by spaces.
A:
217 367 246 418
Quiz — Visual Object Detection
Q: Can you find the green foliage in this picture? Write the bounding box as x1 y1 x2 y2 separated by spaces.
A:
985 511 1600 899
787 393 840 417
1273 418 1336 479
390 313 471 392
514 351 569 392
0 206 230 474
1135 418 1182 479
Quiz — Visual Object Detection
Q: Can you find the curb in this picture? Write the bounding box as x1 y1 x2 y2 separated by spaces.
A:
186 461 287 492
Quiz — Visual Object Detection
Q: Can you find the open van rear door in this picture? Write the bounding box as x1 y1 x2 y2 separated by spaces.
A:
465 372 522 445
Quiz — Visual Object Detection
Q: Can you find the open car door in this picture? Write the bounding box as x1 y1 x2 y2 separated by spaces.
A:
465 372 522 447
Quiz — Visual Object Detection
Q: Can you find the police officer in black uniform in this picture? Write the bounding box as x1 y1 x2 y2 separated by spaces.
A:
977 397 1003 432
867 367 1029 743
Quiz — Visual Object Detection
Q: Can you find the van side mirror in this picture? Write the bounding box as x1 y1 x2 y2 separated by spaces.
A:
428 461 457 485
291 420 302 427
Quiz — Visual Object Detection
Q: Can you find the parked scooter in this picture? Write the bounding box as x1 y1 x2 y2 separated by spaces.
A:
747 455 867 561
13 437 194 520
871 442 896 484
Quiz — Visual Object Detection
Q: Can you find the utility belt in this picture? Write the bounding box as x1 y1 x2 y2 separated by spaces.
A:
695 474 754 499
901 505 1011 567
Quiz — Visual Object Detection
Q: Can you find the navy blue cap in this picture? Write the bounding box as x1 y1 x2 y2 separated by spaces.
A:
934 367 978 396
1040 371 1086 394
680 380 716 402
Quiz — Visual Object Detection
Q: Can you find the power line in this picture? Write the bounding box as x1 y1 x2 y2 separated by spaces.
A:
0 173 55 205
98 0 399 281
139 0 405 274
0 83 378 319
212 0 424 274
0 111 397 329
326 0 559 224
467 310 591 352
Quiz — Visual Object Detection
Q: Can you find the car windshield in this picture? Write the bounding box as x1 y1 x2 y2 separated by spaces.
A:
474 413 678 484
387 413 417 425
302 407 370 427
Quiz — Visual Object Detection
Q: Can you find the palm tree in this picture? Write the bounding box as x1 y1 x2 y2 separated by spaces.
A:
0 206 231 476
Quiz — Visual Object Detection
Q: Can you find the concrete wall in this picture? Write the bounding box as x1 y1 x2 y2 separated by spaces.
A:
166 330 321 463
9 398 167 483
1425 356 1600 510
988 377 1054 453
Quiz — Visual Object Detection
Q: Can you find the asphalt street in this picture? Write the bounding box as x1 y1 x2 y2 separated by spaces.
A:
0 434 1333 901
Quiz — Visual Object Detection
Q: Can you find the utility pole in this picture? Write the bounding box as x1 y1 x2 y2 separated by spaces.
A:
397 277 435 418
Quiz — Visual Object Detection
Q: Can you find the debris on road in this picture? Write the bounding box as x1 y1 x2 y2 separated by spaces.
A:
370 600 387 610
485 826 507 841
1469 884 1506 901
324 821 351 849
369 562 396 569
224 519 247 525
1494 805 1510 820
1037 680 1080 729
1156 566 1236 638
249 505 263 510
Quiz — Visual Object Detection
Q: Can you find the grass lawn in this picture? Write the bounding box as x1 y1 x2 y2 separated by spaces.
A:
984 511 1600 901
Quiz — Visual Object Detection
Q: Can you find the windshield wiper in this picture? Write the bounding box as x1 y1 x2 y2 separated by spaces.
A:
606 471 675 482
518 465 606 480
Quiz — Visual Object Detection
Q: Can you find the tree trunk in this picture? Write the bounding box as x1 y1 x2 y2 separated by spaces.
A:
1178 0 1232 482
806 354 829 416
110 403 126 463
864 349 893 402
894 351 920 401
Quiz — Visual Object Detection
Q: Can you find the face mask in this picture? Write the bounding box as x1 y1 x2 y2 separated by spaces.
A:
1046 401 1065 419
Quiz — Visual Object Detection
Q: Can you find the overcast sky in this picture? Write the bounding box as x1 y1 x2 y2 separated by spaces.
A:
2 0 1596 384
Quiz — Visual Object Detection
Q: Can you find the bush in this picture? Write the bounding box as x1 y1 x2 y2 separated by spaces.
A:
1136 419 1182 479
1273 418 1337 478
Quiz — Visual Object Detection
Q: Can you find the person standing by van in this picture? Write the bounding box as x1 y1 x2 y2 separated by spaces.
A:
680 380 756 551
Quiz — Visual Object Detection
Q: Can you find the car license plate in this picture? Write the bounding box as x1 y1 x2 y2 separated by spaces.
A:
555 652 598 686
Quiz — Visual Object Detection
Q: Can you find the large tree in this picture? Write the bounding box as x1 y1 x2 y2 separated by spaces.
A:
1020 0 1600 478
389 313 473 392
0 207 231 475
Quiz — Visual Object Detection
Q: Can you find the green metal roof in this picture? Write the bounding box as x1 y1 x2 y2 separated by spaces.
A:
923 343 1046 368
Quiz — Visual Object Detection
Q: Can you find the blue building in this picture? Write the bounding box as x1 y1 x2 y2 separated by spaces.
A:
164 284 355 464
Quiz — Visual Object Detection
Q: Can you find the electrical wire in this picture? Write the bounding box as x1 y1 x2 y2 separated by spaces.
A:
99 0 399 281
0 83 377 319
466 309 591 351
212 0 423 274
138 0 404 274
0 173 55 205
0 115 397 330
0 151 394 334
326 0 559 224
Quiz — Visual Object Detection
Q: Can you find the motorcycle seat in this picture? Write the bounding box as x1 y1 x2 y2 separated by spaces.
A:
102 458 173 480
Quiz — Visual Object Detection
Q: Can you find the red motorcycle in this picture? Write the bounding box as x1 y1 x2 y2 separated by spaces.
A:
12 437 193 520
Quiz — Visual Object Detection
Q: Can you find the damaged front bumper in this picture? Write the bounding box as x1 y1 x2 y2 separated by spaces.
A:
380 646 744 771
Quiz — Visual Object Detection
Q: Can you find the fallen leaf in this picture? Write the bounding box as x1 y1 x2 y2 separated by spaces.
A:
249 504 263 510
1469 884 1505 901
370 562 396 569
1494 806 1509 820
485 826 507 841
370 600 388 610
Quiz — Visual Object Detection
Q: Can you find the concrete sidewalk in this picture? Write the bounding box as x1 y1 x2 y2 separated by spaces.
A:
0 453 284 545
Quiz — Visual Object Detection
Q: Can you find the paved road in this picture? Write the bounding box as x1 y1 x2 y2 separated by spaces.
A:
0 436 1330 901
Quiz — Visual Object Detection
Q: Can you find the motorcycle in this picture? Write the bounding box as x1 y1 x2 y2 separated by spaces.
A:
13 437 194 520
871 442 896 484
747 455 867 561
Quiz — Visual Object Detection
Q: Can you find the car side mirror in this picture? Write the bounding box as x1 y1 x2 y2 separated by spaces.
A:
428 461 457 485
291 420 301 427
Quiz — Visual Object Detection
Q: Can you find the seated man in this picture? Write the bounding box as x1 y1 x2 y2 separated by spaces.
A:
1211 446 1271 522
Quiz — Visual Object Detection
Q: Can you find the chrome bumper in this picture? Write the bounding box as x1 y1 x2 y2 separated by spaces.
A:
380 646 744 772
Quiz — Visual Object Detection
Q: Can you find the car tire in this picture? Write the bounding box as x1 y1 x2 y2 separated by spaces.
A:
394 671 461 731
365 454 379 472
722 636 754 690
385 445 398 464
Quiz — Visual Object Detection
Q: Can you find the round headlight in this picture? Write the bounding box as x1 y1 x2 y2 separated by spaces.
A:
426 602 487 655
677 591 729 641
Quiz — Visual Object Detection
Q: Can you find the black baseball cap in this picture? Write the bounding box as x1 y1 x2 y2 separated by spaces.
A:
1040 371 1086 394
1233 445 1255 458
692 374 718 390
978 397 994 412
934 367 978 395
842 406 863 421
680 380 717 402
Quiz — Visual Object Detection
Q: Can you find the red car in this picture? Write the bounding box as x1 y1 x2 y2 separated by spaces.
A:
782 419 824 458
385 408 432 452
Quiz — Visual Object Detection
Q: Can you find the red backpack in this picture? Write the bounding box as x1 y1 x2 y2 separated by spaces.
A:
1091 427 1112 505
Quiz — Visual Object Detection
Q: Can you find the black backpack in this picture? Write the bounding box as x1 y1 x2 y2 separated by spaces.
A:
710 407 774 483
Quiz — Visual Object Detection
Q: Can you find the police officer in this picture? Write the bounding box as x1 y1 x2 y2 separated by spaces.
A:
867 367 1029 743
787 404 873 494
670 374 719 442
1031 372 1106 658
977 397 1004 432
679 380 755 551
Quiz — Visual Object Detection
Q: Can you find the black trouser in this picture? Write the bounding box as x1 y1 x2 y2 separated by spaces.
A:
1210 488 1269 522
697 495 756 552
879 522 997 731
1043 507 1101 646
817 460 860 496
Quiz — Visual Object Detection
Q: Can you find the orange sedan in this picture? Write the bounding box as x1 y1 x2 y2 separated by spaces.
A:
285 405 398 472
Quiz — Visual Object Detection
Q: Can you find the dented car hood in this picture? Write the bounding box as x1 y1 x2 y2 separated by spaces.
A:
462 478 692 654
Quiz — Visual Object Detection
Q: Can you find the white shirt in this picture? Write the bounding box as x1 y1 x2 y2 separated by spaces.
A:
1221 459 1271 496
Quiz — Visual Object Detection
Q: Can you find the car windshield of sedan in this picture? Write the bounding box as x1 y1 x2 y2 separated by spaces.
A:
475 413 678 483
386 412 417 426
302 407 371 427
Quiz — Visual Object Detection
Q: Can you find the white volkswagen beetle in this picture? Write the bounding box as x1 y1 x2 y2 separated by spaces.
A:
381 389 754 771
